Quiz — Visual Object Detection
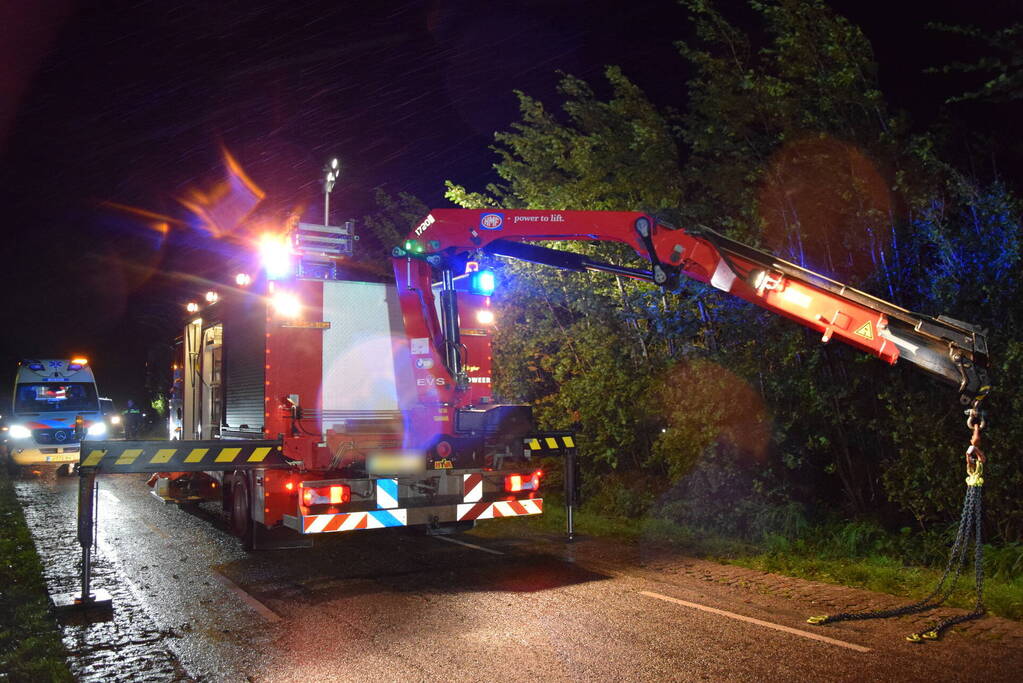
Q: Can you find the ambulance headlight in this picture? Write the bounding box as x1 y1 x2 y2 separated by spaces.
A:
87 422 108 436
8 425 31 439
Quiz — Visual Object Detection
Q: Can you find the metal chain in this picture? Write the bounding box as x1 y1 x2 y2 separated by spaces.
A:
907 480 986 641
807 484 974 626
808 401 988 641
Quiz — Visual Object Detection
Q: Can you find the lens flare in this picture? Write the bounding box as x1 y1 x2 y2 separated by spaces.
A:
271 291 301 318
756 135 892 283
179 148 266 238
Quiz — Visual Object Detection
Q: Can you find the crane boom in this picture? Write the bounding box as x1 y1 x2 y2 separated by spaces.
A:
393 209 990 404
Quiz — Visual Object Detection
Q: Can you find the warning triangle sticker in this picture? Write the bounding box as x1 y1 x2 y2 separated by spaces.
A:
854 321 874 340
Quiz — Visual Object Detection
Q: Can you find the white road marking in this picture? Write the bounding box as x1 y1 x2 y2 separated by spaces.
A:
100 489 121 504
433 535 504 555
212 571 281 622
639 590 872 653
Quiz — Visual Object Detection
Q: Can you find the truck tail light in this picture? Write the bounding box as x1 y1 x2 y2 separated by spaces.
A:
302 484 351 507
505 471 542 493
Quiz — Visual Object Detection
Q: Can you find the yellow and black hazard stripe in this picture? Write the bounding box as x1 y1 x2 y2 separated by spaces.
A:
79 440 287 473
524 432 576 454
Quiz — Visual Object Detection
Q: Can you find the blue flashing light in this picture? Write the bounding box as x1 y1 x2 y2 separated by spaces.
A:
470 270 496 296
260 234 292 280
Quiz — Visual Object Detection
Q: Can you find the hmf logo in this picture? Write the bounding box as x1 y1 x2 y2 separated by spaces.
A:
414 214 435 237
480 213 504 230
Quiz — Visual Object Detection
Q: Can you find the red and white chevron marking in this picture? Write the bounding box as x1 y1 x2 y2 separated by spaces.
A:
456 498 543 521
302 509 408 533
463 473 483 502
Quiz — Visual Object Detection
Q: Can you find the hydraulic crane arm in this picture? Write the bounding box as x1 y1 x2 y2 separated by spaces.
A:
392 209 990 404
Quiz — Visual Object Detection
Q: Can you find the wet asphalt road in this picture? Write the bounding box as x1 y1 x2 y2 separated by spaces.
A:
13 466 1023 682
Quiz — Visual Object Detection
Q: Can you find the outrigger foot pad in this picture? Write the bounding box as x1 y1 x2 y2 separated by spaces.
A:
51 588 113 613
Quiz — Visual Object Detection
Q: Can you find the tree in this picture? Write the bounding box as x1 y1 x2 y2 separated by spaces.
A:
358 189 429 264
928 23 1023 104
442 0 1023 538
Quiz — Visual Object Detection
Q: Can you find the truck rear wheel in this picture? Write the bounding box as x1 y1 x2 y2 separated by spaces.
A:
229 473 254 550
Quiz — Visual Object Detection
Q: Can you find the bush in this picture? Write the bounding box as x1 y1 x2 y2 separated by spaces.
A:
654 442 807 541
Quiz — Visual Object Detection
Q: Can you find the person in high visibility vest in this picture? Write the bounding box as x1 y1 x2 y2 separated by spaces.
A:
122 400 143 440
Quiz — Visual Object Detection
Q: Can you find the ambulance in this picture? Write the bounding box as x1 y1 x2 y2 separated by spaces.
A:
2 359 105 473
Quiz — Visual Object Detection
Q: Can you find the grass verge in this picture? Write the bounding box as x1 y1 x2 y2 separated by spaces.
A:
0 466 73 681
730 549 1023 621
470 500 1023 622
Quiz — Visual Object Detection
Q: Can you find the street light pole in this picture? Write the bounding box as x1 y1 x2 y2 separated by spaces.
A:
324 157 339 227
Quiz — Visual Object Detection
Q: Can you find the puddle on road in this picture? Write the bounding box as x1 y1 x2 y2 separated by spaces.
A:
12 468 192 682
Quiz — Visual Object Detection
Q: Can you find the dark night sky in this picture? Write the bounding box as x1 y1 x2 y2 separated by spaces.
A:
0 0 1019 407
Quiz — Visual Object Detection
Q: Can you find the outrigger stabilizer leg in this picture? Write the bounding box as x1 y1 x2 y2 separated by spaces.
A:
51 466 113 614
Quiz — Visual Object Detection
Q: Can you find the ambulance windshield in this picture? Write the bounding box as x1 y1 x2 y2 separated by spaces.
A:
14 382 99 413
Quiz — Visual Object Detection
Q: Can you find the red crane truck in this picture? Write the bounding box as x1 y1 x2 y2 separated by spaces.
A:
79 211 989 551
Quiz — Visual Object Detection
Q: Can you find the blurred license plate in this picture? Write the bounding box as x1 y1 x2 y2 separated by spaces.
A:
367 451 424 475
